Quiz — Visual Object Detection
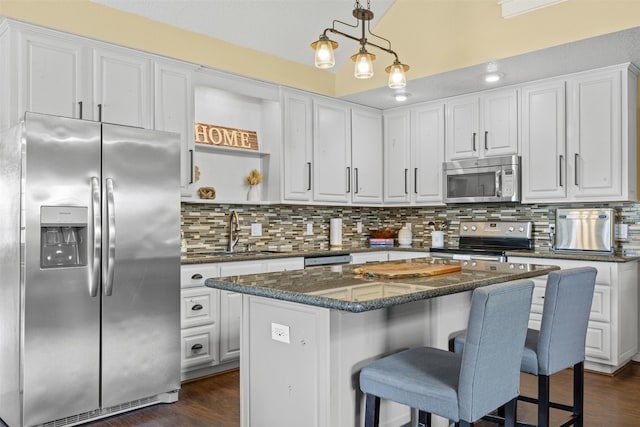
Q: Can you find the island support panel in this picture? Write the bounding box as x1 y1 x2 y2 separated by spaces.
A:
240 293 473 427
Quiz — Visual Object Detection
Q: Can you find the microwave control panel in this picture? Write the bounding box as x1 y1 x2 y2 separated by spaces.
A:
502 169 514 196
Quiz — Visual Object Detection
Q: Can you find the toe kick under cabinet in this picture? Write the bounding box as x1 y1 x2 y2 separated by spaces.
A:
509 256 638 374
180 257 304 381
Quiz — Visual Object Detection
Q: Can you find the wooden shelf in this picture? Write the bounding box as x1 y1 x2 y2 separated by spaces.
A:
194 142 270 158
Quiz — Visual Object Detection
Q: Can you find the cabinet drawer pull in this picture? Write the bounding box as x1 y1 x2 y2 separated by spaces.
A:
484 131 488 150
404 168 408 195
191 273 203 280
414 168 418 194
98 103 103 122
346 167 351 193
191 343 204 352
354 167 359 194
306 162 312 191
472 132 477 151
78 101 83 120
191 304 203 311
574 153 579 186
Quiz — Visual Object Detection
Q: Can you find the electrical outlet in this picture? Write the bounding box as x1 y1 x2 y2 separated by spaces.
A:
251 223 262 237
357 221 363 233
615 224 629 240
271 323 290 344
306 223 314 235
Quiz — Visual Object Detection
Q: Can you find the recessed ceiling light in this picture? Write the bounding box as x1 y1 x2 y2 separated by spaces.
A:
485 72 504 83
394 92 410 102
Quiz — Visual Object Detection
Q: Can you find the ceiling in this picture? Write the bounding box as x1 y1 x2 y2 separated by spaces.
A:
89 0 640 109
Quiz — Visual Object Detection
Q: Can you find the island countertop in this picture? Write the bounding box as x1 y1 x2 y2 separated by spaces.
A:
205 258 559 313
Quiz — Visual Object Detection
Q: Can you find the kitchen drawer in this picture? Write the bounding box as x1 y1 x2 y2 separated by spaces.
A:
181 324 219 369
181 264 220 288
530 283 609 322
509 257 612 285
585 321 611 362
350 252 388 265
266 257 304 272
181 287 219 328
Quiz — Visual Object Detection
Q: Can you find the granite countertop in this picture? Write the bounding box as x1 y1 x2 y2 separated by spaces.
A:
183 245 639 265
204 258 559 313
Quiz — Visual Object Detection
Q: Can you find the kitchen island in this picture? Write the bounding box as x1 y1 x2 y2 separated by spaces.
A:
205 258 558 427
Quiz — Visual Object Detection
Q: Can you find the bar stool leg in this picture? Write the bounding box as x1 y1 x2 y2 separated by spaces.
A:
538 374 550 427
418 410 431 427
364 394 380 427
574 362 584 427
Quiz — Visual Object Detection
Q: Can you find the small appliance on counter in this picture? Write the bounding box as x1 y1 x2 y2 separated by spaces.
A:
554 208 615 255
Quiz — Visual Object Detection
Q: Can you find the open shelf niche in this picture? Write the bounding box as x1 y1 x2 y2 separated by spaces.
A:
191 84 281 204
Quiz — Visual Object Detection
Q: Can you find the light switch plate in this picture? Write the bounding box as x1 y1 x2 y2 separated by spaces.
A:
251 223 262 237
615 224 628 240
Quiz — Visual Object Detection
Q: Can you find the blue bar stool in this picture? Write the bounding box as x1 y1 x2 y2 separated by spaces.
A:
452 267 597 427
359 280 534 427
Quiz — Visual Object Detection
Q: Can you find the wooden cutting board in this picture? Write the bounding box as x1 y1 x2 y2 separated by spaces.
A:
354 262 462 279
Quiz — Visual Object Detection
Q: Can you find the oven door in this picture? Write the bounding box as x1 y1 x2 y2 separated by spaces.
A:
444 165 504 203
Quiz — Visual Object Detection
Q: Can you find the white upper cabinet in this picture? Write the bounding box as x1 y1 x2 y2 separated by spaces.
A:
521 79 567 202
6 20 153 129
351 107 383 204
92 46 152 128
384 102 445 205
445 88 518 161
154 59 197 196
568 65 637 201
411 102 445 203
383 109 411 203
17 28 87 122
313 98 351 203
282 91 382 205
522 64 638 203
282 89 313 202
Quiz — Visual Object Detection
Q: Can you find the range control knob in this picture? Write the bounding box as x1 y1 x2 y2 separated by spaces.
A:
471 225 477 231
508 226 515 232
462 225 468 231
518 226 525 232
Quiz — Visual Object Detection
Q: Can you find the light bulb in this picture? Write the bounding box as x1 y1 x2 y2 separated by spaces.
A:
387 63 406 89
353 51 374 79
314 39 335 69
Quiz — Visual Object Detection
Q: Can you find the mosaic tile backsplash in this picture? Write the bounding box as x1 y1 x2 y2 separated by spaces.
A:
182 202 640 257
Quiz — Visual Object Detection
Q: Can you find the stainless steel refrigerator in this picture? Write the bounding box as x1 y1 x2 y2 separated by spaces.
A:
0 112 181 427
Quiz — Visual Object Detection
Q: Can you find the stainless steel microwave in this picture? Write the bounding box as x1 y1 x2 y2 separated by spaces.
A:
443 155 521 203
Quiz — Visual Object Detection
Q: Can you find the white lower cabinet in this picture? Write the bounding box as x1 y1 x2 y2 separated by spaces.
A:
510 256 638 373
387 251 430 261
180 257 304 380
350 251 389 264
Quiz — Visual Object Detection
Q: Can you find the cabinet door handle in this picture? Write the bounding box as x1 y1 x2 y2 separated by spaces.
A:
404 168 408 195
484 131 488 150
98 103 103 122
306 162 312 191
472 133 477 151
574 153 579 186
191 304 203 311
191 343 204 352
559 154 564 187
414 168 418 194
191 273 203 280
346 167 351 193
78 101 83 120
354 168 359 194
189 149 194 184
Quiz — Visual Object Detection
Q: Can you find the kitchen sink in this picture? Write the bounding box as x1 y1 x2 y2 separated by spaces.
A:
209 250 285 257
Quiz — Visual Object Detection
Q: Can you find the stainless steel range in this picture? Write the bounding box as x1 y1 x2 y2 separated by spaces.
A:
429 221 533 262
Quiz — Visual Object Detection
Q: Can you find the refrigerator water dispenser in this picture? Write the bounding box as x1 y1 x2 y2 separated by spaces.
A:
40 206 88 268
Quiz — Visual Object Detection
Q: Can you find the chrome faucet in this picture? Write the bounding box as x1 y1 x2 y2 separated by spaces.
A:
228 210 240 252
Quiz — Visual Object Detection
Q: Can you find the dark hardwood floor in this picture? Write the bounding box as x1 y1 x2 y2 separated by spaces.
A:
79 363 640 426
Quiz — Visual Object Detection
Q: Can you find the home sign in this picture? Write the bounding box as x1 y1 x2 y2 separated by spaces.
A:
194 122 258 151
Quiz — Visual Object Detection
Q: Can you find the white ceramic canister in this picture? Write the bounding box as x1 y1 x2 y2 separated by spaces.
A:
398 226 413 246
431 230 445 248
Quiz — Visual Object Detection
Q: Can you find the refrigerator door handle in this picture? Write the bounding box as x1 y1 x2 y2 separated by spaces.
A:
104 178 116 296
89 177 101 297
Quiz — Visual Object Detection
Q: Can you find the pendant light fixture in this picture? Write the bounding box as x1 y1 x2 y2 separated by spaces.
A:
310 0 410 89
